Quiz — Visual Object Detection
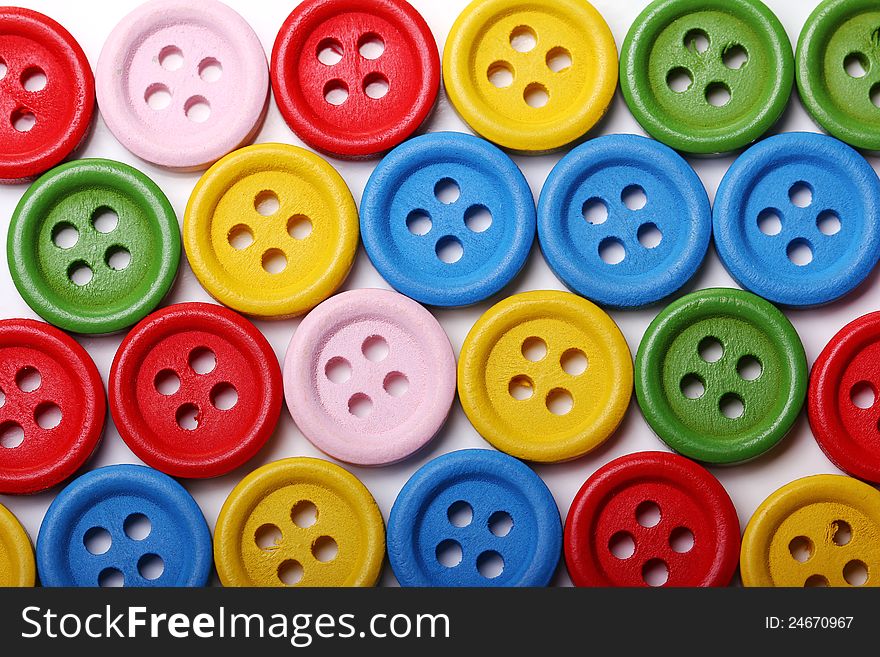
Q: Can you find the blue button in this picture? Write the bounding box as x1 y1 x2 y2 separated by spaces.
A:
36 464 211 587
538 134 711 308
387 449 561 587
361 132 536 307
714 132 880 307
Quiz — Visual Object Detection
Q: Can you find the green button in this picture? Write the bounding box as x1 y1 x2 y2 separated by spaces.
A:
7 159 180 335
635 288 807 464
621 0 794 154
797 0 880 151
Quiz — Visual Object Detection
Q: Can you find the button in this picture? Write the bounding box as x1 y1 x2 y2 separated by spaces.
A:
387 449 561 587
284 289 456 465
620 0 794 154
0 7 94 183
361 132 536 307
636 288 807 464
110 303 283 479
271 0 440 158
443 0 617 152
809 312 880 483
741 474 880 587
36 464 212 587
0 503 35 586
564 451 740 587
0 319 105 495
459 290 632 462
96 0 269 170
713 132 880 307
214 457 385 587
8 159 181 334
538 134 711 308
797 0 880 151
184 143 359 318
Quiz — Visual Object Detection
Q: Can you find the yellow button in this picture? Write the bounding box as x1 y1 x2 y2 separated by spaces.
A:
214 458 385 587
0 503 35 587
742 475 880 587
443 0 618 153
459 290 632 462
184 144 359 318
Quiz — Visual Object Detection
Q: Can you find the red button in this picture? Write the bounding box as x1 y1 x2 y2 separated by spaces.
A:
809 311 880 483
564 451 740 587
0 319 105 494
109 303 283 479
271 0 440 158
0 8 95 183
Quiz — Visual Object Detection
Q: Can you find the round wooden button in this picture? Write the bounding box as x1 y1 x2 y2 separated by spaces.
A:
110 303 283 479
459 290 632 462
8 158 181 335
809 312 880 483
284 289 456 466
443 0 618 152
214 458 385 587
0 319 105 495
742 474 880 587
0 7 94 183
0 503 35 586
621 0 794 154
636 288 807 464
96 0 269 170
388 449 561 587
797 0 880 151
184 143 359 318
271 0 440 158
565 451 740 587
37 464 212 587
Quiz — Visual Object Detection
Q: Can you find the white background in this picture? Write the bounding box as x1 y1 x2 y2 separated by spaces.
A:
1 0 874 587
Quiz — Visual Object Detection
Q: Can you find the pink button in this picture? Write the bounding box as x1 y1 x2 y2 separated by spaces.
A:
96 0 269 170
284 289 456 466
